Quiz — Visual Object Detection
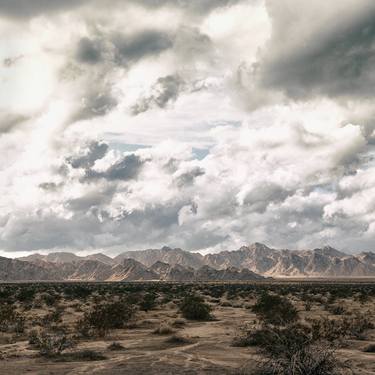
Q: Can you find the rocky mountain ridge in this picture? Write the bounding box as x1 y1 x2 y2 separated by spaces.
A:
0 255 264 282
7 243 375 280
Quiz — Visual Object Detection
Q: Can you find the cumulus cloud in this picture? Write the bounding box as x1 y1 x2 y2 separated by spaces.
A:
131 74 185 115
85 154 146 181
1 0 375 255
2 107 374 253
66 141 109 169
260 0 375 100
0 0 89 19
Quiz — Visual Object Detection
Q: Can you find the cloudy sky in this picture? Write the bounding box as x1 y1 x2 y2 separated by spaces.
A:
1 0 375 256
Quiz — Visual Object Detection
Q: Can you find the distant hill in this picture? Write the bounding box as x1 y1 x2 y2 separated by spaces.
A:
6 242 375 281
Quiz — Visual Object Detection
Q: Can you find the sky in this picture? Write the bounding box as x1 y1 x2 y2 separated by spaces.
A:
1 0 375 256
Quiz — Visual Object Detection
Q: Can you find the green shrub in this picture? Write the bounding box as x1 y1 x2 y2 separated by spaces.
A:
165 334 192 345
0 304 25 333
179 294 212 321
77 299 135 337
107 342 125 351
55 350 106 362
30 330 74 357
256 345 339 375
139 292 157 312
233 324 311 354
252 293 298 326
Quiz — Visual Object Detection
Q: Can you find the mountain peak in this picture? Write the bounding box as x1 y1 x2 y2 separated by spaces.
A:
313 246 347 258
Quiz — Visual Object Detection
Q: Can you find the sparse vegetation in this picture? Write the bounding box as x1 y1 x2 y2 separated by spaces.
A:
165 334 192 345
77 299 135 337
29 330 74 357
107 342 125 351
179 294 212 321
252 292 299 325
0 281 372 373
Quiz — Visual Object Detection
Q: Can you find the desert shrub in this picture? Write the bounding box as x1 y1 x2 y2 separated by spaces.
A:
56 350 106 362
107 342 125 351
77 299 135 337
310 314 374 341
42 307 63 326
165 334 192 345
30 330 74 357
234 323 340 375
357 292 370 304
179 294 212 321
41 293 60 307
139 292 157 312
64 285 92 300
256 344 339 375
304 301 312 311
252 293 299 326
0 304 25 333
153 323 175 335
17 287 36 303
363 344 375 353
328 305 346 315
232 324 311 353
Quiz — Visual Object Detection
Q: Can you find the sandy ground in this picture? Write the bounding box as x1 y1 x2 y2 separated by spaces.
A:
0 284 374 374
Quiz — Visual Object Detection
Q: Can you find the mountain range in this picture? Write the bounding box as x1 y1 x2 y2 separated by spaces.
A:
0 243 374 281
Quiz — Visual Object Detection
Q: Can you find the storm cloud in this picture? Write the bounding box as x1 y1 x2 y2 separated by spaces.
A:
1 0 375 255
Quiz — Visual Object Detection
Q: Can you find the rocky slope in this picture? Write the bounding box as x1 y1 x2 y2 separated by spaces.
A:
7 242 375 280
114 246 204 269
2 256 264 281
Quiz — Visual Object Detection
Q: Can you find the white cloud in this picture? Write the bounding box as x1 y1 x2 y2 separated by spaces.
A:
0 0 374 255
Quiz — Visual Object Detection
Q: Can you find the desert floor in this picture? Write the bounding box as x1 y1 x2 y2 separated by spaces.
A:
0 281 374 374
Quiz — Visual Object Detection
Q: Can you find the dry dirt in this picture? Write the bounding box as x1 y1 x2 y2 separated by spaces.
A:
0 282 374 374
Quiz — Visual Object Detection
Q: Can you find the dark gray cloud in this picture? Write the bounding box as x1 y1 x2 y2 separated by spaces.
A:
75 37 103 64
38 182 61 191
113 30 173 65
0 113 28 134
175 166 205 187
70 82 118 123
0 0 244 21
134 0 244 14
85 154 146 181
0 0 89 19
66 141 109 169
65 188 115 212
131 74 184 115
257 1 375 100
241 183 291 213
75 30 173 67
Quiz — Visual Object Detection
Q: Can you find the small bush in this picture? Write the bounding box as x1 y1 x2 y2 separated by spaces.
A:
232 324 311 354
107 342 125 351
256 345 339 375
363 344 375 353
180 294 212 321
30 331 74 357
165 334 192 345
56 350 106 362
153 323 175 335
139 292 157 312
310 314 374 342
77 299 135 337
252 293 298 326
0 304 25 333
234 323 341 375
